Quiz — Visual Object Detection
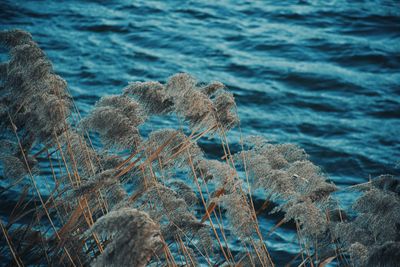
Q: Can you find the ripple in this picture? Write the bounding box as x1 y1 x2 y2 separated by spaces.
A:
1 0 400 261
77 23 130 33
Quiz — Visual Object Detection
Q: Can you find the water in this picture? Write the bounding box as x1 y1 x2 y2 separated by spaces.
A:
1 0 399 264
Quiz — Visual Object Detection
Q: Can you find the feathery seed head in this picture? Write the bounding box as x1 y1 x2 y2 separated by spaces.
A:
0 29 32 48
85 208 162 267
200 81 225 96
124 81 173 115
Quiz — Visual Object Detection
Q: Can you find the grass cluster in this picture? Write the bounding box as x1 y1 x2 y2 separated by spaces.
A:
0 30 399 267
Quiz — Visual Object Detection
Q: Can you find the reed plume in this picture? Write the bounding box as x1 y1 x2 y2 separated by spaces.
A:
0 29 71 146
80 95 144 150
124 81 173 115
333 175 400 266
235 136 337 257
84 208 163 267
125 73 238 133
144 128 203 170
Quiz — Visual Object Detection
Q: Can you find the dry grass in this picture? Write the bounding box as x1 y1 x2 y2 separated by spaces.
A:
0 29 399 267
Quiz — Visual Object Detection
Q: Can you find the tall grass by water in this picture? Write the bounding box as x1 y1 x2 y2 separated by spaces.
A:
0 29 399 266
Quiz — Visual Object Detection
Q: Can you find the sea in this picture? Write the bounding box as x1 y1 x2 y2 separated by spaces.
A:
1 0 399 265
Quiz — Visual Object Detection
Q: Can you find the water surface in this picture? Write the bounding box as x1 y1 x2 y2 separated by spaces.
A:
1 0 399 264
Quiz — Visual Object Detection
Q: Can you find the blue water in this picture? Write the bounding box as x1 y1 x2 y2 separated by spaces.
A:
1 0 400 264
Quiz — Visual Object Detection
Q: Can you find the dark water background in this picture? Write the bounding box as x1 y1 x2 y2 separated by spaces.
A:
1 0 400 265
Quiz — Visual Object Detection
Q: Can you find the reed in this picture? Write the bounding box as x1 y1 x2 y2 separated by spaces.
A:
0 29 398 267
